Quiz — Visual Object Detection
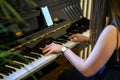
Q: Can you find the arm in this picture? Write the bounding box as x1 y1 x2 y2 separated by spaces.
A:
63 25 117 77
42 25 117 77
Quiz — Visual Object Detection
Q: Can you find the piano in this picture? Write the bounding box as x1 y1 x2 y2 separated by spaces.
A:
0 0 90 80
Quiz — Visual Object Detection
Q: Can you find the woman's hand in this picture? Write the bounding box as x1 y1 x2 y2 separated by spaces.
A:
42 43 63 56
68 33 89 42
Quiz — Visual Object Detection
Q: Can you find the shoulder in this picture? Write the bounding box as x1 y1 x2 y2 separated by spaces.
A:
106 25 120 48
101 25 117 37
104 25 117 32
97 24 117 49
100 25 117 41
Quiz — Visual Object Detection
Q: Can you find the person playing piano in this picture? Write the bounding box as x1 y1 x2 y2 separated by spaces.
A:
42 0 120 79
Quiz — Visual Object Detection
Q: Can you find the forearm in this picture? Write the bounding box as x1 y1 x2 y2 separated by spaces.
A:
63 48 85 72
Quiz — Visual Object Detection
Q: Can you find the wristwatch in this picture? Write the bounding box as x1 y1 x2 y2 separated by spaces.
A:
61 46 67 53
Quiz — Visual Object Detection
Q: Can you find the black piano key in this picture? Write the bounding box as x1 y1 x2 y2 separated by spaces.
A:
58 35 68 40
0 58 24 71
54 39 65 44
0 67 10 75
5 65 16 72
55 38 67 43
23 56 35 62
0 71 9 76
2 66 13 74
10 55 32 64
19 46 43 63
63 34 70 37
20 46 42 58
7 62 24 69
21 45 42 58
31 52 41 58
20 52 40 59
30 52 42 57
0 57 24 74
6 54 31 65
66 32 73 36
33 37 54 49
0 63 16 74
35 48 43 54
53 41 63 45
0 74 3 79
30 37 55 54
55 37 66 42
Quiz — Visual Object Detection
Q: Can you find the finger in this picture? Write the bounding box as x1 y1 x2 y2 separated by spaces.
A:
42 47 51 53
70 37 79 42
44 50 53 56
68 34 76 39
42 46 48 52
42 44 51 50
73 37 77 40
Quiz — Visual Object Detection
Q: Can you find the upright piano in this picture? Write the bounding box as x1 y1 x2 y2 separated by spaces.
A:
0 0 90 80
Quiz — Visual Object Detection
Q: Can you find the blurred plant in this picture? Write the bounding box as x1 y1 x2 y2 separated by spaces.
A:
0 0 37 23
0 0 37 50
0 1 39 79
0 0 37 71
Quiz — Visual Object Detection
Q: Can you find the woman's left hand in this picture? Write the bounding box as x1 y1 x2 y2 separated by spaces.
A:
42 43 63 56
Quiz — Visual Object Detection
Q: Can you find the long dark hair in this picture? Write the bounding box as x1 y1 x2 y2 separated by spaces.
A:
111 0 120 30
89 0 120 46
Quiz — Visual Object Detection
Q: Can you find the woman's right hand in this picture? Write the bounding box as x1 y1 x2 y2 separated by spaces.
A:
68 33 89 42
42 43 63 56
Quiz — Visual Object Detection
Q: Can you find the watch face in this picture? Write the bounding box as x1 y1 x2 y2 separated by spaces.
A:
61 46 67 52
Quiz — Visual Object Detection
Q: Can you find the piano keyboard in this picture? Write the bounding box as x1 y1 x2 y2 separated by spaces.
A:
0 29 89 80
1 54 59 80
